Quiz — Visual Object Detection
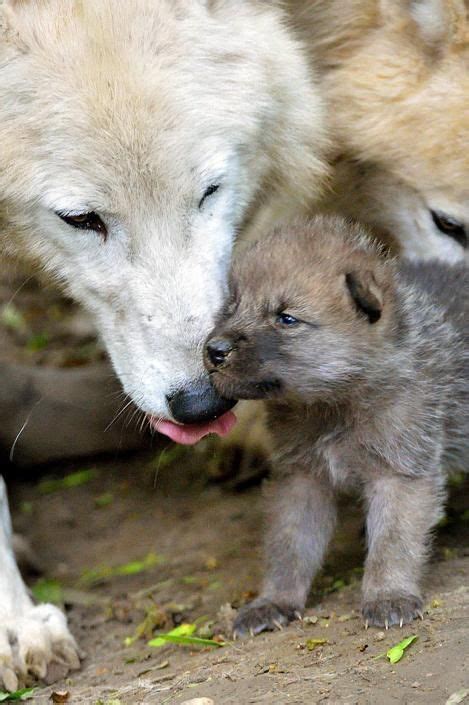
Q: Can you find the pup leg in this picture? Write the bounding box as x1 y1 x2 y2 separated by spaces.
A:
0 478 81 691
362 473 445 628
233 471 336 638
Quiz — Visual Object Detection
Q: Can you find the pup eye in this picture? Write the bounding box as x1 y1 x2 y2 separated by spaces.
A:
276 312 300 327
431 210 467 248
57 211 107 239
199 184 220 210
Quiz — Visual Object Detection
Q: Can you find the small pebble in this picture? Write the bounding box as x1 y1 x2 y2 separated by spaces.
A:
411 682 422 688
180 699 215 705
374 631 385 641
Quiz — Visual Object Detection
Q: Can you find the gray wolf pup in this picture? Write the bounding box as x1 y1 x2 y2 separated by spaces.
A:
205 216 469 635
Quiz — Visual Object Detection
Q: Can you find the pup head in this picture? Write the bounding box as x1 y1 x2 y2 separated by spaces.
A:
205 217 394 404
325 0 469 263
0 0 327 440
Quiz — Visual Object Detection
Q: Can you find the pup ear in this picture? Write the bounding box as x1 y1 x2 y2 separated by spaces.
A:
345 272 383 324
380 0 466 47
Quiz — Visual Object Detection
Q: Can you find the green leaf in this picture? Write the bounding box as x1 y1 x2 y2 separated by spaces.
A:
445 689 469 705
26 332 49 352
0 304 26 332
0 688 36 701
94 492 114 508
38 469 97 494
386 635 418 664
148 623 223 649
32 578 63 605
306 638 328 651
80 552 164 587
149 634 224 648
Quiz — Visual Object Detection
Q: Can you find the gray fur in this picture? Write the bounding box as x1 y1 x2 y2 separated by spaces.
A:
204 215 469 635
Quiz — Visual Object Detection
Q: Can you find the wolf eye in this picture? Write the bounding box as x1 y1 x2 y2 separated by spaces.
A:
276 312 300 327
57 211 107 239
431 211 467 248
199 184 220 210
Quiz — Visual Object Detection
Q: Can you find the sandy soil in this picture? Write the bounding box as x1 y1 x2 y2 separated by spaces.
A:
2 271 469 705
8 452 469 705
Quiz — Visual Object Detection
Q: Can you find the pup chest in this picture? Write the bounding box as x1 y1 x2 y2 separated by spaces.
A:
316 434 361 488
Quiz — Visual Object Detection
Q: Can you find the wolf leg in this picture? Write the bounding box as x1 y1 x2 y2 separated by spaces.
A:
233 470 337 637
0 478 81 691
362 473 445 628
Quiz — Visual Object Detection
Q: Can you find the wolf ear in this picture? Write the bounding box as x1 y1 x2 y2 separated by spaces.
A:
345 272 383 325
380 0 465 46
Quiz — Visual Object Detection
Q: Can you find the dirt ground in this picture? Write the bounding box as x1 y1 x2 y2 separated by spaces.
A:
2 271 469 705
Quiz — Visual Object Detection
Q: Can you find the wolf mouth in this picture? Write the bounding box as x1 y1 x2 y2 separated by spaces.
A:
149 411 237 445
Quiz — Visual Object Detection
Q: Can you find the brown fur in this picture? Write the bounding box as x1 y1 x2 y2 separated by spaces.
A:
287 0 469 262
205 215 469 635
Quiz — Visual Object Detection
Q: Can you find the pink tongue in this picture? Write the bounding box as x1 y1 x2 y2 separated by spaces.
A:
150 410 237 445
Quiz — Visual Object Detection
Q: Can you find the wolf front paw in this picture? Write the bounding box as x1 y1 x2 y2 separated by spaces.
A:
0 603 81 692
362 593 423 629
233 598 300 638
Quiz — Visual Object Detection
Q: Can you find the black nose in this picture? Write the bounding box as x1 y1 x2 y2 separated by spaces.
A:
166 378 236 425
206 337 234 367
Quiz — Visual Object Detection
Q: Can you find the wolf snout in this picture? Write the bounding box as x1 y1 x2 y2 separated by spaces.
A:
166 378 236 424
206 337 234 367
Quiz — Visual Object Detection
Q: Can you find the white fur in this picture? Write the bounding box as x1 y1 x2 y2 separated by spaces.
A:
0 0 327 419
0 0 327 688
0 479 80 691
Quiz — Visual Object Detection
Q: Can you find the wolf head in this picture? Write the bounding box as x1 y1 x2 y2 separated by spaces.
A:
0 0 327 437
322 0 469 263
205 217 394 404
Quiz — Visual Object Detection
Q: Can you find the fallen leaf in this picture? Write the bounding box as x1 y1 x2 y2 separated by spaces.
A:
445 690 469 705
306 638 328 651
0 689 35 702
386 635 418 664
304 616 318 625
32 578 64 605
80 552 164 587
0 304 26 332
94 492 114 508
148 623 224 648
50 692 70 703
38 469 97 494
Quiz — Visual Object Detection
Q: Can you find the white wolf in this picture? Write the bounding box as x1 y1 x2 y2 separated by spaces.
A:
0 0 327 689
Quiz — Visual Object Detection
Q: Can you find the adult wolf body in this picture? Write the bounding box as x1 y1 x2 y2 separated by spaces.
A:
288 0 469 263
0 0 327 689
205 217 469 636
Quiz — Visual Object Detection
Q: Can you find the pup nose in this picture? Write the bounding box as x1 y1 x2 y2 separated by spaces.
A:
166 378 236 424
206 337 233 367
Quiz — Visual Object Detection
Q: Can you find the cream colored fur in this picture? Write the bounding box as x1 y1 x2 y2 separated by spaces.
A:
0 0 328 689
288 0 469 262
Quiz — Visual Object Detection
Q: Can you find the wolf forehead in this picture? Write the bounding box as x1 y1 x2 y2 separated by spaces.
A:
227 216 390 310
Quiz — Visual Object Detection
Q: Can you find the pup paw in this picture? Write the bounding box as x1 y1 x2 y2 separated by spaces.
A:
233 598 299 638
0 603 81 692
362 593 423 629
